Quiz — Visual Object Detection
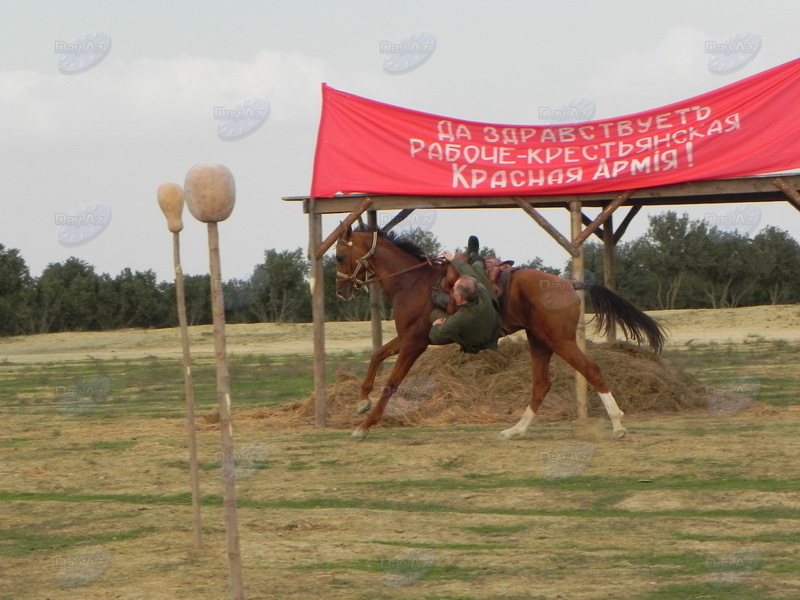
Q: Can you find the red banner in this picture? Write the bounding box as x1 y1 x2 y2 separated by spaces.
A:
311 58 800 198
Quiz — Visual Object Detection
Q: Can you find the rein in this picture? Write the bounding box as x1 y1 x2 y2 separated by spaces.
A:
337 231 447 294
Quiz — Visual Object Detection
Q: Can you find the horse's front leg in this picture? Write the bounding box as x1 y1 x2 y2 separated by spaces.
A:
356 336 402 415
352 338 428 440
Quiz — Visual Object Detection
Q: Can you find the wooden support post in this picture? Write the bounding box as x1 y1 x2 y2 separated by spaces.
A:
572 190 633 247
581 212 605 242
514 197 580 257
367 210 383 351
569 201 588 420
602 212 617 342
315 196 374 259
613 204 642 245
309 202 327 428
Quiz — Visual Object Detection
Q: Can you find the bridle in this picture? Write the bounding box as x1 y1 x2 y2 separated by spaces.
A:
336 231 379 295
336 231 447 297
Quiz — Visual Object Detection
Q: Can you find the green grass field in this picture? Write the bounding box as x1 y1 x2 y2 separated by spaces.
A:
0 339 798 599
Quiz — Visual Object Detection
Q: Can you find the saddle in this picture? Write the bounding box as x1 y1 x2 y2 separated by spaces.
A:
432 254 516 314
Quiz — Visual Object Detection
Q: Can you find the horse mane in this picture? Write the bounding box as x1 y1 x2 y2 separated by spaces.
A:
355 225 428 262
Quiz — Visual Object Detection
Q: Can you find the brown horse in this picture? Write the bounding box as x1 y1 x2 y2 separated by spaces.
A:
335 225 666 440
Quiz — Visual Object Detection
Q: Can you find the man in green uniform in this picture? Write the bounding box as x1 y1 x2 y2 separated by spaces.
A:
429 236 502 353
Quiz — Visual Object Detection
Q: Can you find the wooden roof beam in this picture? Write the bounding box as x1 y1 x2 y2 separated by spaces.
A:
514 196 580 257
380 208 415 233
773 177 800 212
572 190 634 246
613 204 643 244
314 196 374 259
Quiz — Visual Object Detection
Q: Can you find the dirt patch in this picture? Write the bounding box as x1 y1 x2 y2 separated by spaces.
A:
2 304 799 364
647 304 800 346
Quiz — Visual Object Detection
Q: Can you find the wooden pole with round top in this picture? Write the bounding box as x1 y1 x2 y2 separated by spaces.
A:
157 182 203 550
183 164 244 600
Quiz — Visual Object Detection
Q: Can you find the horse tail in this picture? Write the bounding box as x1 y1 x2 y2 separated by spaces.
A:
572 281 667 354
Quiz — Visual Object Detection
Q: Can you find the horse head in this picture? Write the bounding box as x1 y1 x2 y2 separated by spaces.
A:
334 225 377 300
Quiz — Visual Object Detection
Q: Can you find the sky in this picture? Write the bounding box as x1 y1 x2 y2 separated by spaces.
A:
2 0 800 284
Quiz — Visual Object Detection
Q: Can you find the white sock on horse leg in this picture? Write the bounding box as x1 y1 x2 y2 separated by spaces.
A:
500 406 535 439
598 392 626 435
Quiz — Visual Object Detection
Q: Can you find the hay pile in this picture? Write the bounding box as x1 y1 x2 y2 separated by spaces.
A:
264 337 707 429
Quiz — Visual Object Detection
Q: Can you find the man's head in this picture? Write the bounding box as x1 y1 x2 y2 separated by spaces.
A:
453 276 479 304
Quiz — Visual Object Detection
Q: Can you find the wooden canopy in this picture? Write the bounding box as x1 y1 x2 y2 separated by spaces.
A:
285 174 800 426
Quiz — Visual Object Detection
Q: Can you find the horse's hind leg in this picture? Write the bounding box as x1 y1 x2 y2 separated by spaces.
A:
500 334 553 439
551 339 627 439
356 336 402 414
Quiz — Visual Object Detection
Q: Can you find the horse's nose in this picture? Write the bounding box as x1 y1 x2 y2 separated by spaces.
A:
336 284 351 300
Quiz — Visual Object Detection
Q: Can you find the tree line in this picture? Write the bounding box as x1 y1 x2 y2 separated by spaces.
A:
0 212 798 337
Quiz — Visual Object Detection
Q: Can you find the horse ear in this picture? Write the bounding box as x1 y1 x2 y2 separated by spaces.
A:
341 222 353 241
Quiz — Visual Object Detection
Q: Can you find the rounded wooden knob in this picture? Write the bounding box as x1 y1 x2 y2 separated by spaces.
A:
157 183 185 233
183 164 236 223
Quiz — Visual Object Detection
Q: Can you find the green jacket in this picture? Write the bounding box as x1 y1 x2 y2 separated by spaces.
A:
429 258 501 353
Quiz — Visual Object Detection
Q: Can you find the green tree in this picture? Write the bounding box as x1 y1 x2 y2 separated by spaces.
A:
641 212 708 309
752 226 800 304
33 258 101 332
162 274 212 326
112 269 169 328
223 266 271 323
396 227 443 257
689 228 760 308
0 245 33 336
250 248 312 322
517 256 560 275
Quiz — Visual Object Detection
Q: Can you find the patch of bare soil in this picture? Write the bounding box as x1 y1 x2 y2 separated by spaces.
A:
645 304 800 346
2 304 798 364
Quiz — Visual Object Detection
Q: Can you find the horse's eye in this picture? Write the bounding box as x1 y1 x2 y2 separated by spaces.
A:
335 255 344 263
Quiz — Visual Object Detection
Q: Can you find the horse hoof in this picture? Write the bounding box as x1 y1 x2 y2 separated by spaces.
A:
356 400 372 415
499 429 521 440
351 428 368 441
613 428 627 440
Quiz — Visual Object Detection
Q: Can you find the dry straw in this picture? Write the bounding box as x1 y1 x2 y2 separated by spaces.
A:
246 338 707 429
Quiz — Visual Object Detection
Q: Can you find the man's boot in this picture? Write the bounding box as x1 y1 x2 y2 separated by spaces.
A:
467 235 480 263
